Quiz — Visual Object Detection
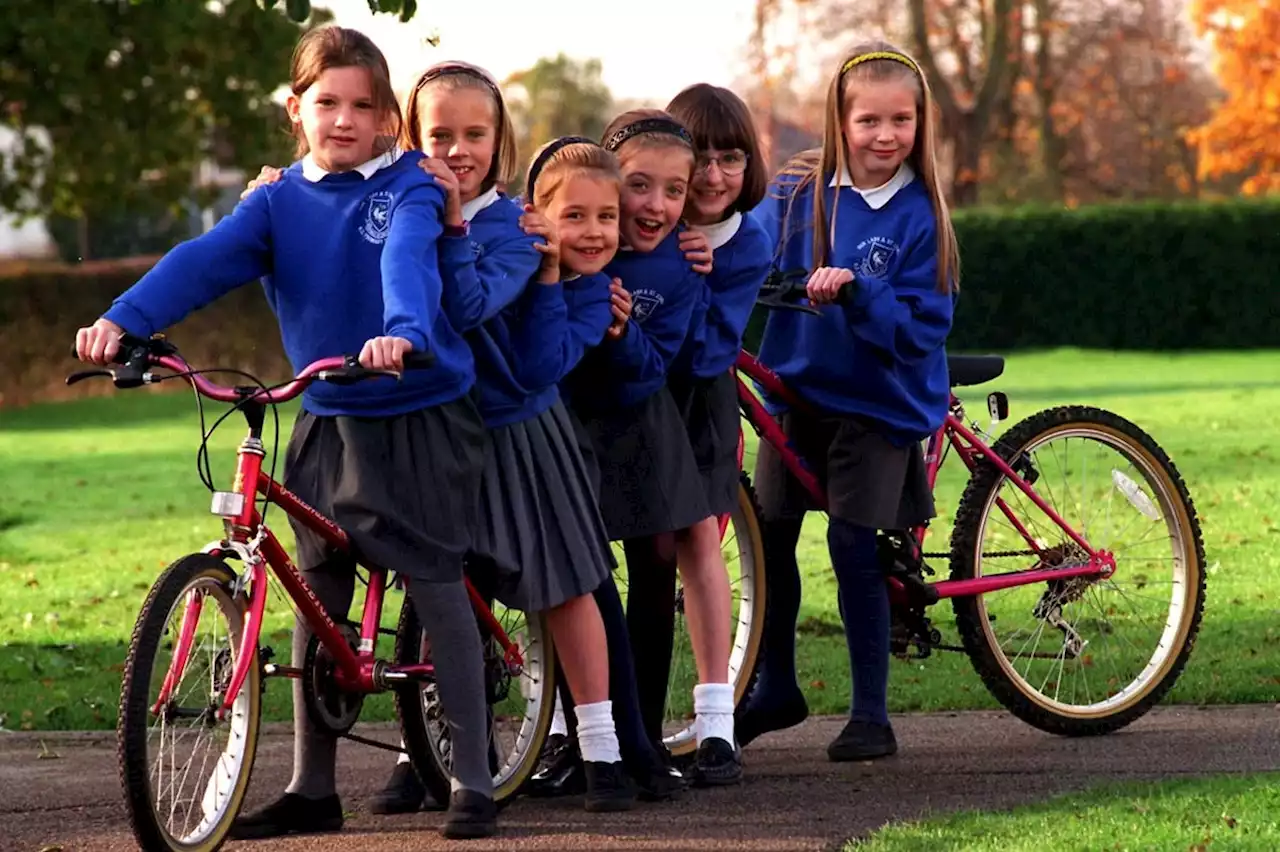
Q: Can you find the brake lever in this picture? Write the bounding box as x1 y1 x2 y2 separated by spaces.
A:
65 369 114 386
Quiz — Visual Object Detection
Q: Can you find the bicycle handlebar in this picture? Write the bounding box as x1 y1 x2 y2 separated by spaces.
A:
66 333 435 404
755 268 851 316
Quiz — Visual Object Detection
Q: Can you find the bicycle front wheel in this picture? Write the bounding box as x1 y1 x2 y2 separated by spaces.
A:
118 553 262 852
949 405 1206 736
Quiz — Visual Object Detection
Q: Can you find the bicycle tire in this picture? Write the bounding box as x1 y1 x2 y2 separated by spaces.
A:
118 553 262 852
949 405 1206 736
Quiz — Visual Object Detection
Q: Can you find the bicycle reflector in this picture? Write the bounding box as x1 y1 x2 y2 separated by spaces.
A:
211 492 247 518
987 392 1009 423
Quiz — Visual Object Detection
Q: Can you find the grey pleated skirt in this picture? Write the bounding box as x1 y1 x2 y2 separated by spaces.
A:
282 399 487 583
470 400 616 613
668 370 741 517
576 387 713 542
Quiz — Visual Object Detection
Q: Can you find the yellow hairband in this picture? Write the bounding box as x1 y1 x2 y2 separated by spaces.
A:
841 51 920 75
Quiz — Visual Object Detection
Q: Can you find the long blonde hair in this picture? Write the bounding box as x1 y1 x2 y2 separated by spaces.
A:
778 40 959 293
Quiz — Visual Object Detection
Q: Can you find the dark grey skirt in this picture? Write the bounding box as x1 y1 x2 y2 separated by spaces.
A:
754 410 935 531
668 370 740 517
577 388 712 541
283 399 487 583
470 401 615 612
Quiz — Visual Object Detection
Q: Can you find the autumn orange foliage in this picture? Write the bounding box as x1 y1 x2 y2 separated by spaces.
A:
1187 0 1280 193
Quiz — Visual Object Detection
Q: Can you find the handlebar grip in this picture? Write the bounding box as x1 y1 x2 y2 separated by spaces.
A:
402 350 435 370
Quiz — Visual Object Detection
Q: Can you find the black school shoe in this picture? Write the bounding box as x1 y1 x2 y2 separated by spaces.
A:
369 761 444 814
826 719 898 762
228 792 343 839
584 761 637 812
691 737 743 787
441 789 498 839
632 759 687 801
526 733 586 798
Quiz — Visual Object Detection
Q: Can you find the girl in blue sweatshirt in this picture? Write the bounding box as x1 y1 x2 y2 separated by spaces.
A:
560 109 744 787
512 137 688 803
742 40 960 761
394 62 633 813
72 26 499 840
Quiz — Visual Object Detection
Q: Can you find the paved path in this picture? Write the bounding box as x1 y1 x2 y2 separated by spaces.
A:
4 706 1278 852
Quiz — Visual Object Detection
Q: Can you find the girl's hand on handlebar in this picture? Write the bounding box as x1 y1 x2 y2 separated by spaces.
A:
806 267 855 305
359 336 414 372
75 318 126 365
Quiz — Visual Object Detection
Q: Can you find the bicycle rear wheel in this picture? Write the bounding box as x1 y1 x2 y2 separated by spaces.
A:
118 553 262 852
950 405 1206 736
394 595 556 805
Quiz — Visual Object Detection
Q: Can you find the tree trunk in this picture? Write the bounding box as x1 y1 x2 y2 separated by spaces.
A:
76 217 91 262
951 117 982 207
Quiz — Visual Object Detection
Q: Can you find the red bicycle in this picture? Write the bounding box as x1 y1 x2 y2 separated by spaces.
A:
69 335 557 852
653 272 1206 750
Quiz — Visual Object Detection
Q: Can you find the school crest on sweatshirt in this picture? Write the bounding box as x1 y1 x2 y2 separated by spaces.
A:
856 236 900 278
631 288 664 323
358 191 394 244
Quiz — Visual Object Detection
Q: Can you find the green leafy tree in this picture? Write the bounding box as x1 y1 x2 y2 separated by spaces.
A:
0 0 328 257
503 54 614 193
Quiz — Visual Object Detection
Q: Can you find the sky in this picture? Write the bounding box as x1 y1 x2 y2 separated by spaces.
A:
323 0 760 102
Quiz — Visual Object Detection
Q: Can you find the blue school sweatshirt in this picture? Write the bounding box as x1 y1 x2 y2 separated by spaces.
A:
509 272 612 392
442 189 549 427
752 165 955 443
675 210 773 377
102 150 475 418
562 229 709 413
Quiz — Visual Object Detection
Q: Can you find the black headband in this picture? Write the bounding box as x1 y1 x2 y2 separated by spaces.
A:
412 63 502 101
602 117 693 152
526 135 598 199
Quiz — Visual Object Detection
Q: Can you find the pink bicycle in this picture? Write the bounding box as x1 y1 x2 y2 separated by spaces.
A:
654 271 1206 751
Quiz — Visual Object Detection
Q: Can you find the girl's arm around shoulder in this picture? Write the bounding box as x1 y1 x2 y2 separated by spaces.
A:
842 214 954 367
439 204 544 333
103 183 275 337
381 181 449 352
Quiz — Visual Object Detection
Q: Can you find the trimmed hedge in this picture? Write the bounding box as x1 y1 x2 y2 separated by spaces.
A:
3 198 1279 407
744 197 1280 354
0 258 288 408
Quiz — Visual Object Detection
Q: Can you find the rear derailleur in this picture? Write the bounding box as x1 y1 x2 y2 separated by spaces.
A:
880 532 944 660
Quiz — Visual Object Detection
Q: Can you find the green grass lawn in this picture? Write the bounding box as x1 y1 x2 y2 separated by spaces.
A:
1 348 1278 731
847 772 1280 851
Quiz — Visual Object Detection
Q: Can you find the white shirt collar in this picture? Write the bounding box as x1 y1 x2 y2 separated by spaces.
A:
828 162 915 209
690 211 742 251
461 185 501 221
301 146 403 182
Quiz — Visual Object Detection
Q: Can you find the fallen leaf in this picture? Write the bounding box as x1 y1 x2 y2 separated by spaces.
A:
1223 814 1238 829
809 680 826 690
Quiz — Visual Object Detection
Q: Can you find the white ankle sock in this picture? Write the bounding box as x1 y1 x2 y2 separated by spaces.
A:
550 698 568 738
573 700 621 764
694 682 735 746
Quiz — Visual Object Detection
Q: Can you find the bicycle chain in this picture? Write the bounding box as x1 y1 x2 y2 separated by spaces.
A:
921 548 1040 560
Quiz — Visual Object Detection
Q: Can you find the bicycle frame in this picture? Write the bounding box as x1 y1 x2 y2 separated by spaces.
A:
141 354 524 722
733 350 1115 603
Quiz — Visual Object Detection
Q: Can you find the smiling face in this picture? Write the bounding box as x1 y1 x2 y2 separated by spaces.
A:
417 86 498 202
686 147 747 225
841 78 918 188
617 144 693 252
287 66 381 172
544 173 620 276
